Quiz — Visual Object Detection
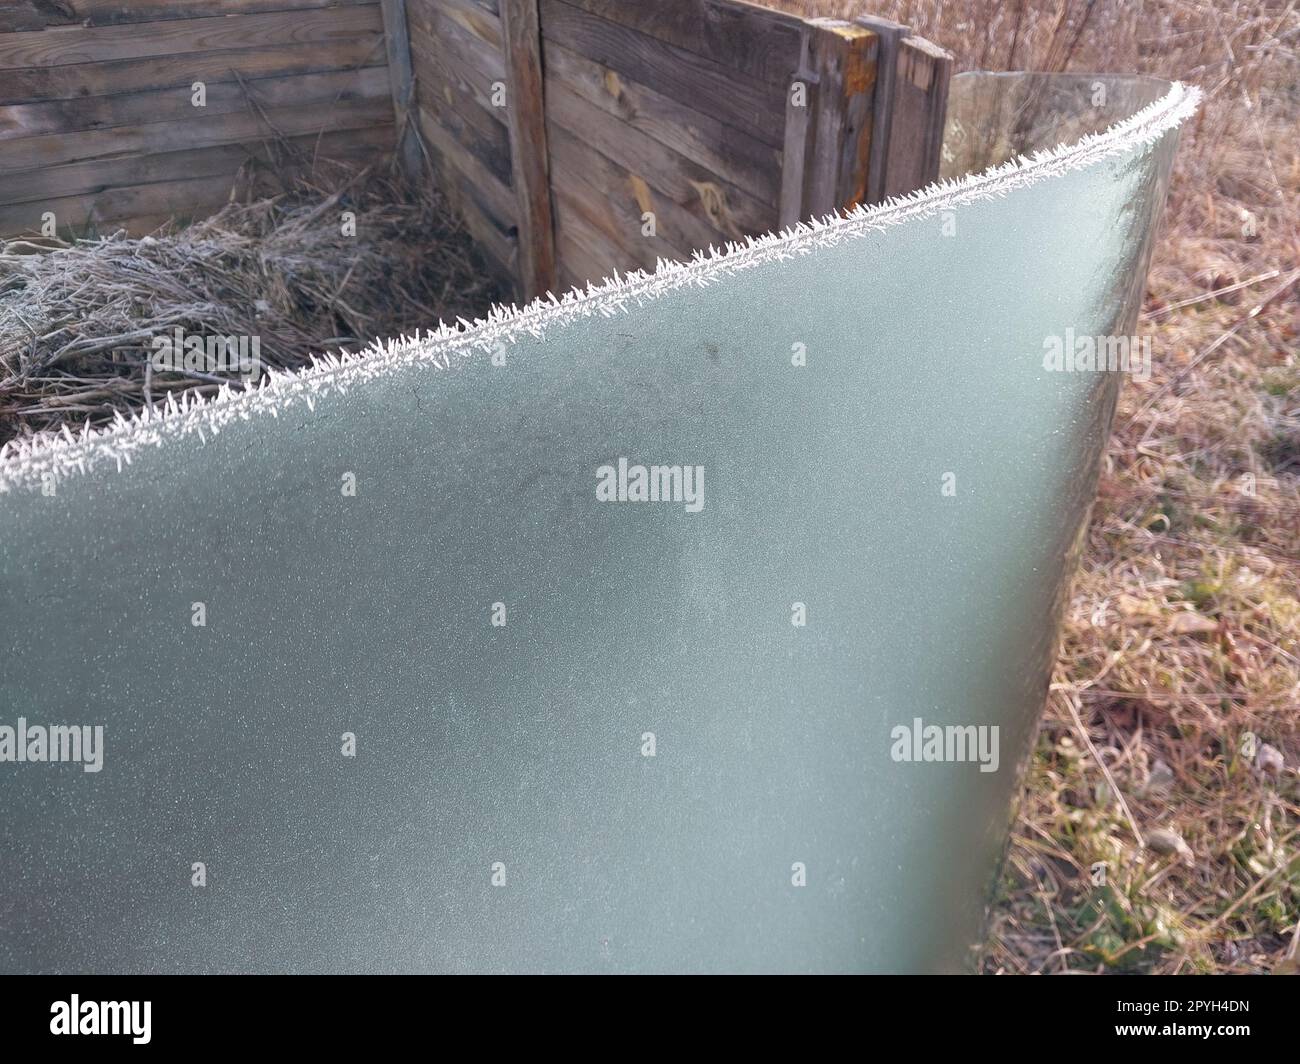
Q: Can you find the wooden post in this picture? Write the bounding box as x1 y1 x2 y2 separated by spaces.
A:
379 0 422 181
882 36 953 198
500 0 559 300
785 17 878 222
778 32 816 230
852 14 907 204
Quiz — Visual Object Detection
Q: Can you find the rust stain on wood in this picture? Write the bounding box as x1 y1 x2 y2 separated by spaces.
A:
844 48 876 95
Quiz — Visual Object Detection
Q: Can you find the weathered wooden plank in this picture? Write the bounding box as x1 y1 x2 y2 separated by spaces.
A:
553 198 629 288
803 19 877 215
545 78 776 242
0 7 383 69
778 30 815 228
440 0 504 49
0 126 392 206
407 0 502 50
882 35 952 198
444 172 520 284
1 96 393 171
539 0 786 149
380 0 421 179
548 121 726 270
0 3 45 31
551 182 654 275
0 65 390 141
542 38 781 206
416 81 513 186
420 111 520 292
426 140 520 294
557 261 585 295
0 172 245 237
408 12 508 154
500 0 557 299
553 188 638 276
552 0 806 86
0 40 386 105
409 22 503 123
414 103 516 231
1 0 378 31
411 49 505 169
405 0 504 78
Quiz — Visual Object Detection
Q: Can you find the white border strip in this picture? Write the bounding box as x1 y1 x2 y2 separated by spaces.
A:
0 80 1199 495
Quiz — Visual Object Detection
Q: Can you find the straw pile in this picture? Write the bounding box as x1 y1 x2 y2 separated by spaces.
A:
0 164 506 447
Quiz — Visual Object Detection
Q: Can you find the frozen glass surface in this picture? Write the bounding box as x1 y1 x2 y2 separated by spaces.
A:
0 76 1194 973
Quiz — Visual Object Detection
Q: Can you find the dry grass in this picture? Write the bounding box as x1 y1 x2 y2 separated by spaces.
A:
0 155 507 446
851 0 1299 974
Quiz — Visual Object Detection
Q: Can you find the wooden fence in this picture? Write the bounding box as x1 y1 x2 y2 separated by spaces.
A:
0 1 395 237
392 0 951 300
403 0 527 292
0 0 951 304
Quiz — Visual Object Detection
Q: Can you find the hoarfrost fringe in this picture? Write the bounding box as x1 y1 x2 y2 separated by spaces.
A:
0 82 1200 495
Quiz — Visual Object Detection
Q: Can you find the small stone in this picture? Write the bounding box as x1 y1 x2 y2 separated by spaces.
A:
1146 827 1194 865
1169 611 1218 635
1256 743 1285 776
1142 758 1175 796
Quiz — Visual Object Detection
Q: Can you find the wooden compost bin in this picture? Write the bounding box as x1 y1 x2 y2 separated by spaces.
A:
0 0 951 302
401 0 952 299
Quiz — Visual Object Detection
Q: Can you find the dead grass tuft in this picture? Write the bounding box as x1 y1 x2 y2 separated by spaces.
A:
0 157 507 446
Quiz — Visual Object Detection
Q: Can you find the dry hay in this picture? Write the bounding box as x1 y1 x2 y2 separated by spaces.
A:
0 162 507 447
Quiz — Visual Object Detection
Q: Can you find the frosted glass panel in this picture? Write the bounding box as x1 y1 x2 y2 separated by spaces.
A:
0 76 1195 973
